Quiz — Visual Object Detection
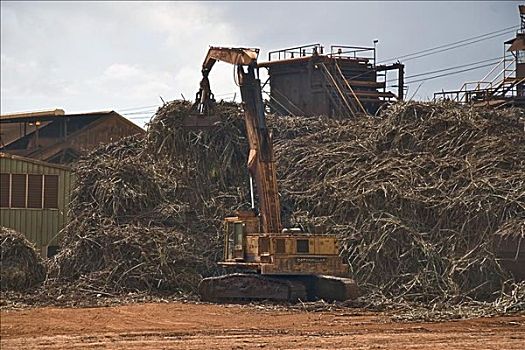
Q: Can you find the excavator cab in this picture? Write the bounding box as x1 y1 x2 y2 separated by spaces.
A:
224 220 246 261
223 211 260 262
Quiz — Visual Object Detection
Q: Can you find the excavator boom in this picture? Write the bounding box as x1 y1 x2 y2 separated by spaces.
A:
201 47 259 71
237 64 282 233
194 47 281 233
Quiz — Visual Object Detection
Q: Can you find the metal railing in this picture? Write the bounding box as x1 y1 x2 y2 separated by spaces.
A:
433 55 519 103
268 44 376 65
329 45 375 65
268 44 323 61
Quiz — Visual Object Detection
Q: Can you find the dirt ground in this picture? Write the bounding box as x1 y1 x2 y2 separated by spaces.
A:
1 302 524 349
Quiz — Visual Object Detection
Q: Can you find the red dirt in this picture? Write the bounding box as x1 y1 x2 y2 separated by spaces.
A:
1 302 524 349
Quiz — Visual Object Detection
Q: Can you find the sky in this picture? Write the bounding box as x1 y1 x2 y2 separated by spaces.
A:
0 1 520 127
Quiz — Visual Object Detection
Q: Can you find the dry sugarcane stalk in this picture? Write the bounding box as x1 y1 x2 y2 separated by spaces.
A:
4 100 524 319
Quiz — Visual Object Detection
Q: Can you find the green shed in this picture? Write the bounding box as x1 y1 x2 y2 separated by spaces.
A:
0 152 75 256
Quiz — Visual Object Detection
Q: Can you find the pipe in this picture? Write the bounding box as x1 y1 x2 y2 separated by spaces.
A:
249 175 255 209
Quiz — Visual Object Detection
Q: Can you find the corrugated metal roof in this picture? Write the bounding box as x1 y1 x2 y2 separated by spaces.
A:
0 110 144 149
0 109 114 123
0 152 73 171
0 109 65 120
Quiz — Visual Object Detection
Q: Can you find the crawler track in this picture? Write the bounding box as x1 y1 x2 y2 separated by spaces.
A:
198 273 359 302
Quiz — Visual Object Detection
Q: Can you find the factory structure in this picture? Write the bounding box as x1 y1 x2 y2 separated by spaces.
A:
434 5 525 107
258 44 404 117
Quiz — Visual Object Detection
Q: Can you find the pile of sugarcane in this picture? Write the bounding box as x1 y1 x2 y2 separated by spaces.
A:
276 102 525 304
43 100 524 314
49 101 249 294
1 227 46 291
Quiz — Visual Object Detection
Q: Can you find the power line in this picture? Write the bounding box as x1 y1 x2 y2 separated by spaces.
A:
347 39 508 83
404 62 499 84
116 104 160 112
378 25 518 63
121 110 156 116
405 57 502 79
385 56 504 84
214 92 236 97
396 31 515 63
128 116 154 120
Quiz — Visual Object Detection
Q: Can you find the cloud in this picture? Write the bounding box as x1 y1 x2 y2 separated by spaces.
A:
0 1 518 115
142 3 234 49
0 53 71 97
89 63 173 99
0 2 239 113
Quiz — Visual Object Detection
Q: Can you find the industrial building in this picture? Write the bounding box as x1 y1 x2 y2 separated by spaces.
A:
0 108 144 253
0 109 144 164
259 44 404 117
0 152 74 256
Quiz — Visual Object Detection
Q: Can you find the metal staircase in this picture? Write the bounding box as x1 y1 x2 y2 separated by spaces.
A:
317 59 396 118
434 6 525 108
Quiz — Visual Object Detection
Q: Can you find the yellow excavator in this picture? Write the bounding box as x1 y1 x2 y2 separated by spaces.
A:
190 47 359 302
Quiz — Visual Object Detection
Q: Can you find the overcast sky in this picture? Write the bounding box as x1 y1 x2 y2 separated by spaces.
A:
0 1 520 126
